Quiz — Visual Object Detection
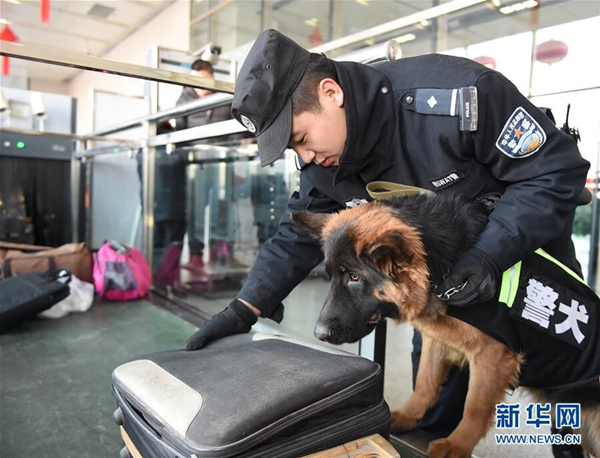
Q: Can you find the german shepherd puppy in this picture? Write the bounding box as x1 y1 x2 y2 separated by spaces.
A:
292 193 600 458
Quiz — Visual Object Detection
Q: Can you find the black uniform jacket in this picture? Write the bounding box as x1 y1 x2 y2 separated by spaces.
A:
239 54 590 319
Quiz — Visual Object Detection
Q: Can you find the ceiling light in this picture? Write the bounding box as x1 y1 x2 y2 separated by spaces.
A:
420 20 430 26
499 0 538 14
395 33 416 44
0 19 12 25
355 0 370 6
304 18 319 27
364 38 376 46
5 0 21 4
492 0 501 5
310 0 488 55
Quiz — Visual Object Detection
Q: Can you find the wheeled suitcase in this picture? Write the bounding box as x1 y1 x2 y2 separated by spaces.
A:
112 333 390 458
0 269 71 333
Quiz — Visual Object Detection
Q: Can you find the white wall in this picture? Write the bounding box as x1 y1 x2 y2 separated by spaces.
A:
30 79 70 96
68 0 190 134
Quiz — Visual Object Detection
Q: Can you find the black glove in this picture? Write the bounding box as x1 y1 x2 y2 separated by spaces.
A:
186 298 258 350
435 248 501 307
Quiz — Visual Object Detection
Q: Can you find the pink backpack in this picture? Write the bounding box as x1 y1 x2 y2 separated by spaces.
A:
93 241 151 301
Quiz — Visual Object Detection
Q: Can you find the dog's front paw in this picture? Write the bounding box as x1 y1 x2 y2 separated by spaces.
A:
427 438 472 458
390 409 418 432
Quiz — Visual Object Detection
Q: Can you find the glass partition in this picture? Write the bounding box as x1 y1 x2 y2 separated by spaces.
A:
530 16 600 97
150 140 357 350
90 150 144 251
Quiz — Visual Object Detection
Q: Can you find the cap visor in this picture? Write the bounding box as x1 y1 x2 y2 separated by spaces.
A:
256 98 292 167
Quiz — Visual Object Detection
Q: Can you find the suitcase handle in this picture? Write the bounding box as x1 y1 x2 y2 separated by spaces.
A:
43 269 72 284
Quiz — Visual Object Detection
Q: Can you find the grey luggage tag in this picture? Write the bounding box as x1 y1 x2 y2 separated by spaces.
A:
414 87 478 131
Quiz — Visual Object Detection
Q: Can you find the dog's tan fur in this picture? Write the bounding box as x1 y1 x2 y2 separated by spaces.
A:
324 203 432 320
314 204 600 458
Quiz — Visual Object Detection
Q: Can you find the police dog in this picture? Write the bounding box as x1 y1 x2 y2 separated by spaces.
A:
292 193 600 458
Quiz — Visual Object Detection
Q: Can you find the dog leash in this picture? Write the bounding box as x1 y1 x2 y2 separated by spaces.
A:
365 181 434 200
436 281 468 301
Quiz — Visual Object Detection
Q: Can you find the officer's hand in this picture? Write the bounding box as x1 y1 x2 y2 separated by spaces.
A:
435 248 500 307
186 298 258 350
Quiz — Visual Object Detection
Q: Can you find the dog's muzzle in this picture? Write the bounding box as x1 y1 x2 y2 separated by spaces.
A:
314 322 333 342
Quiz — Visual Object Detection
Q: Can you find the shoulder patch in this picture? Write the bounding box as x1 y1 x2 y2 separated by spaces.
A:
495 107 546 159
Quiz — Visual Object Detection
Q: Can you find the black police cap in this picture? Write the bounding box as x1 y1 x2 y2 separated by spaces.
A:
232 29 310 166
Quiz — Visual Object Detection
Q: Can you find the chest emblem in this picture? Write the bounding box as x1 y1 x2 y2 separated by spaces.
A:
496 107 546 159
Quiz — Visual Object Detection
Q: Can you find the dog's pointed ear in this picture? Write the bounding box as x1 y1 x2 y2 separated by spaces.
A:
291 212 330 239
361 232 412 278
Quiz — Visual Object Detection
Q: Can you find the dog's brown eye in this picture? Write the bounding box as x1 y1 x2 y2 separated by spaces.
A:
349 273 360 282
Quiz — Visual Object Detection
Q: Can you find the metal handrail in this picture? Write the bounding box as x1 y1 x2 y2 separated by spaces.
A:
0 126 138 144
79 119 249 156
0 42 235 94
92 92 233 136
147 119 245 147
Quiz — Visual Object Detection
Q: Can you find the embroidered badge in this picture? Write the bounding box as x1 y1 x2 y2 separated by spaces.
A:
429 170 465 190
344 197 369 208
496 107 546 159
240 114 256 133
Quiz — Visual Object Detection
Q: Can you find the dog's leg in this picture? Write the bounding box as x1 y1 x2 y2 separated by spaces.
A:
428 339 521 458
581 406 600 457
391 334 450 432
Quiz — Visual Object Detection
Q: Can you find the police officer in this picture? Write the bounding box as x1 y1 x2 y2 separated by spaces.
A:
186 29 590 455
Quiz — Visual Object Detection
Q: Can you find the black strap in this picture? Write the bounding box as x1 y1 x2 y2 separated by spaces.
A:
3 260 12 278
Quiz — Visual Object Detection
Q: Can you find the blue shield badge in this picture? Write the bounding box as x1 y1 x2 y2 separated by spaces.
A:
495 107 546 159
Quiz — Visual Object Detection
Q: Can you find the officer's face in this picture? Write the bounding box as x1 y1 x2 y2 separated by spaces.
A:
289 79 346 168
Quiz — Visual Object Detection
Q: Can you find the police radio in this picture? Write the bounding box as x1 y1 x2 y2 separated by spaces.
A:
538 104 581 144
561 104 581 144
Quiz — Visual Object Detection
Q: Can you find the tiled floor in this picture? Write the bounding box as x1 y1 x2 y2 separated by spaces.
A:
0 299 195 458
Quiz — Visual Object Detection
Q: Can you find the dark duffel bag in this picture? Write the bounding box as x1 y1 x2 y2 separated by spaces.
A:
0 269 71 333
112 333 390 458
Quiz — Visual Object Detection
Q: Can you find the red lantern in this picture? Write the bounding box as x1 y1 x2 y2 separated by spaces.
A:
41 0 50 23
0 25 19 76
472 55 496 70
536 39 568 65
308 26 324 47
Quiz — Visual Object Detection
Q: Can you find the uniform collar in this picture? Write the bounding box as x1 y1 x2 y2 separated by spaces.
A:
332 61 397 186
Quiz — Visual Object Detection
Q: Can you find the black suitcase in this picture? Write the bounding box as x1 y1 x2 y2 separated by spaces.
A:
112 334 390 458
0 269 71 333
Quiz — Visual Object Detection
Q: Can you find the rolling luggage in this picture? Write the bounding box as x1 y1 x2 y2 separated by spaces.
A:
0 269 71 333
112 333 390 458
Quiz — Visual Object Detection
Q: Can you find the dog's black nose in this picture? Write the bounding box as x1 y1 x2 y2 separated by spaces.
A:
314 323 333 342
